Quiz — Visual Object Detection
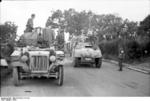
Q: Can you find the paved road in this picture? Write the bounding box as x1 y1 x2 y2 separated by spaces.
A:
1 58 150 96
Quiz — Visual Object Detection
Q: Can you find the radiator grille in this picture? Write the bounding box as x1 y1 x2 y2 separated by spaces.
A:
30 56 48 71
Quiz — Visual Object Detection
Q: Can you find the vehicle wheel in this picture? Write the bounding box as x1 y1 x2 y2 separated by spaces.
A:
95 58 102 68
57 65 64 86
73 58 79 67
13 67 20 86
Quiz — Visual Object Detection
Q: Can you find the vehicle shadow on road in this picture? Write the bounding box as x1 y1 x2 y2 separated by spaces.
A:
73 64 100 69
18 77 59 87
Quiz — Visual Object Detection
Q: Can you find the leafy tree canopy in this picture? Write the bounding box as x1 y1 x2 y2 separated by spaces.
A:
0 21 18 44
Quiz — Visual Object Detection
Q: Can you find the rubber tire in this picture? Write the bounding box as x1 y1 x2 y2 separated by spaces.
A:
73 58 79 67
57 66 64 86
95 58 102 68
13 67 20 86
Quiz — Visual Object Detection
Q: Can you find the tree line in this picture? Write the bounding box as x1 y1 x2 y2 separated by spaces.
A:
45 9 150 61
0 8 150 62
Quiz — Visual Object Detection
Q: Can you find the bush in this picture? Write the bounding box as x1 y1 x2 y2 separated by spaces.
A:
99 38 150 62
136 36 150 57
99 39 119 56
123 39 141 60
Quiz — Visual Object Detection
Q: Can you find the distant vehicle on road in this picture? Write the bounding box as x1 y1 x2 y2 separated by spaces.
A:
72 41 102 68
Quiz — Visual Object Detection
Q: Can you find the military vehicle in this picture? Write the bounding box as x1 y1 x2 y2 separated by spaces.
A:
11 27 64 86
72 35 102 68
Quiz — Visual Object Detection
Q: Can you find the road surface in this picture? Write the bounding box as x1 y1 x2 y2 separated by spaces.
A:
1 58 150 96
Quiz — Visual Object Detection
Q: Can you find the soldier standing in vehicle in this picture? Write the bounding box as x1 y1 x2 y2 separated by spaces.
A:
37 33 43 47
56 29 65 51
25 14 35 32
118 46 125 71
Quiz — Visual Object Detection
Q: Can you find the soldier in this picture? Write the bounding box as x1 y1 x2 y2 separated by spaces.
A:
37 33 43 47
118 46 125 71
25 14 35 32
56 29 65 51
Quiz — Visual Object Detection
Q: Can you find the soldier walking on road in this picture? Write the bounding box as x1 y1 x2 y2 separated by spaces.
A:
118 46 125 71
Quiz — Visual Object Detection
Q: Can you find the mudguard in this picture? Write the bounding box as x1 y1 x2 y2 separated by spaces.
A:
11 61 29 72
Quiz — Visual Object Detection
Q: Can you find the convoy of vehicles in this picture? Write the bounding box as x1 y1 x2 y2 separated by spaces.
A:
9 26 102 86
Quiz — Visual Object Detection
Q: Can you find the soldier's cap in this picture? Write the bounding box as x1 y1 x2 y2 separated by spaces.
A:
31 14 35 17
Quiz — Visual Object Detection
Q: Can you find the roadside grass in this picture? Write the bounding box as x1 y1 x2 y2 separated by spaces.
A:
103 53 150 70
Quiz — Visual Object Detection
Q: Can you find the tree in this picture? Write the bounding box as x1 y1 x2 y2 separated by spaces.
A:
45 9 138 40
120 20 138 39
137 14 150 38
45 10 64 29
0 21 18 58
0 21 17 44
136 15 150 56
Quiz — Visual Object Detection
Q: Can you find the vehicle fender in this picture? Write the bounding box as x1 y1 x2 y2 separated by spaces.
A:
0 59 8 66
56 60 64 65
54 64 63 72
74 49 82 57
11 61 29 71
94 50 102 58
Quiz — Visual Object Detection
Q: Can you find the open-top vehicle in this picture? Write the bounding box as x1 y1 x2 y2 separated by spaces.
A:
11 27 65 86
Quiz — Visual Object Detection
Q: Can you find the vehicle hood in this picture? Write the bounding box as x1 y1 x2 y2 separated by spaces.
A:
28 51 50 56
11 47 50 57
74 48 102 58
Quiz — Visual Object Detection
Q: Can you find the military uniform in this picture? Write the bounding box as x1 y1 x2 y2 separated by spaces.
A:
56 30 65 51
118 48 125 71
37 34 43 45
25 18 34 32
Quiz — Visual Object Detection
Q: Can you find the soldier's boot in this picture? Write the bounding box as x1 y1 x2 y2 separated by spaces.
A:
118 59 123 71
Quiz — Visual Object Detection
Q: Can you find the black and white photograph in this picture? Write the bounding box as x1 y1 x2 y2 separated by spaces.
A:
0 0 150 99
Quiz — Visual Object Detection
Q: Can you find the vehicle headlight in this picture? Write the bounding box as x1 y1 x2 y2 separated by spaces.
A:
50 55 56 62
21 55 28 62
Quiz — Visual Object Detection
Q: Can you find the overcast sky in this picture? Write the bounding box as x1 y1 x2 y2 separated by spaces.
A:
0 0 150 36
